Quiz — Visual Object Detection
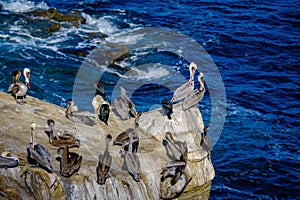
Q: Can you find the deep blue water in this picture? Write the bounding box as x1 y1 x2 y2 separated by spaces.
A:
0 0 299 199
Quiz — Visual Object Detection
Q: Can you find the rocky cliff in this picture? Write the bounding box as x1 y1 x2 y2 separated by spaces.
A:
0 91 214 199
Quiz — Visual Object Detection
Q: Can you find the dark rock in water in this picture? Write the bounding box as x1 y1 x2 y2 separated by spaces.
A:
58 48 90 57
86 31 109 40
106 43 130 62
24 17 60 37
108 63 138 76
26 8 86 27
90 42 130 65
0 4 2 11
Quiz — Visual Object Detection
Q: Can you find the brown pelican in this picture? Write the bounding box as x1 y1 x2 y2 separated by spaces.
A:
27 122 53 172
163 132 188 161
182 72 205 110
65 99 96 126
113 112 141 154
0 151 19 168
161 147 188 185
8 68 30 103
114 87 137 120
162 99 173 120
124 133 141 182
97 134 113 185
47 119 80 148
57 146 82 178
171 62 197 103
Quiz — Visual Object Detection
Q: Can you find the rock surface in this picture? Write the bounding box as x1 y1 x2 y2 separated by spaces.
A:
26 8 86 28
0 91 214 199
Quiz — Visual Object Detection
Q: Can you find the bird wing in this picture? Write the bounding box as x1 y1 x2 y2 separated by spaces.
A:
171 82 194 102
30 144 53 171
182 88 204 110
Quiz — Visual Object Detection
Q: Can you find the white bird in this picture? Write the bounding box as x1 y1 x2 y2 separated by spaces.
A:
182 72 205 110
171 62 197 103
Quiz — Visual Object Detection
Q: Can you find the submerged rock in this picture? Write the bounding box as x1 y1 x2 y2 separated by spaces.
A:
26 8 86 28
0 91 214 199
24 17 60 37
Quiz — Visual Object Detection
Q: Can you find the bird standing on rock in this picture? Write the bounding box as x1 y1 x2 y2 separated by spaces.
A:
99 103 110 125
97 134 113 185
182 72 205 110
163 132 187 161
171 62 197 103
65 99 96 126
47 119 80 148
8 68 30 103
124 132 141 182
94 80 108 100
161 136 188 185
0 151 20 168
27 122 53 172
57 146 82 178
162 99 173 120
113 111 141 154
201 126 211 156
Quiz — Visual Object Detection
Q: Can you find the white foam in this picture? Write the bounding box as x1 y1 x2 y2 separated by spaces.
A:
0 0 49 13
107 28 145 45
81 13 119 35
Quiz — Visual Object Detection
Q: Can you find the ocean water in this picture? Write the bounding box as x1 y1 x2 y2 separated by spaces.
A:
0 0 299 199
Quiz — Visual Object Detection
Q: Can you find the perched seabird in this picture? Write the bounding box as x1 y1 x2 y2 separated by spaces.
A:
99 103 110 126
114 87 137 120
171 62 197 103
113 112 141 154
8 68 30 103
94 80 108 100
0 151 19 168
97 134 113 185
161 148 188 185
47 119 80 148
200 126 211 155
57 146 82 178
182 72 205 110
162 99 173 120
124 133 141 182
163 132 188 161
27 122 53 172
65 99 96 126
